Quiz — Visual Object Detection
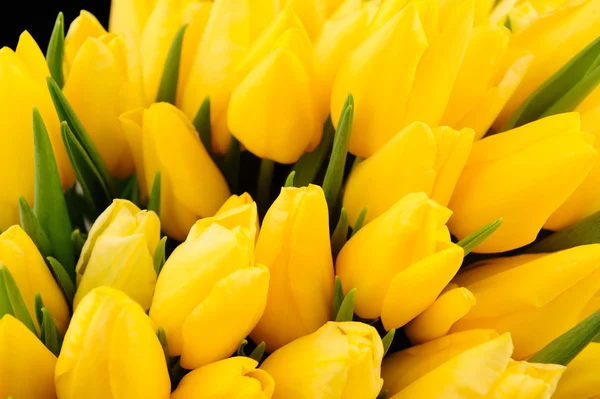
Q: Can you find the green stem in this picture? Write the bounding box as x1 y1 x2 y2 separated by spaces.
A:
257 159 275 216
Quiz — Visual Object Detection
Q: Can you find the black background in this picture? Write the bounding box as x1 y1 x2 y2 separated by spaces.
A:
2 1 111 51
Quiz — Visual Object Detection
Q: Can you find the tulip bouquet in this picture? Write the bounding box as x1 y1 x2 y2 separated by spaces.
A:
1 0 600 398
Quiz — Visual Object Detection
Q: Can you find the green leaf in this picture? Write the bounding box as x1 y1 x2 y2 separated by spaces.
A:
61 121 111 217
541 64 600 118
503 37 600 130
33 108 75 280
19 196 52 257
456 218 503 256
0 265 37 335
47 77 113 192
40 307 62 356
323 95 354 211
249 341 266 363
46 12 65 89
156 25 188 104
34 293 45 328
64 187 86 231
351 207 368 237
332 276 344 320
293 119 335 187
157 327 171 366
71 229 87 258
284 171 295 188
335 288 357 322
529 310 600 365
503 15 512 32
223 137 241 192
47 257 75 305
154 236 168 275
331 209 349 259
192 97 212 156
120 174 140 207
382 329 395 357
526 211 600 253
148 172 161 215
257 159 275 215
237 339 249 356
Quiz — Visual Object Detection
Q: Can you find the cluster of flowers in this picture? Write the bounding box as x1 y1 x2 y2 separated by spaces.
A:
1 0 600 398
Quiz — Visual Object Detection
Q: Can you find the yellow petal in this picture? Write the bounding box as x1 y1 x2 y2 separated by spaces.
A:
485 360 565 399
553 343 600 399
109 0 156 41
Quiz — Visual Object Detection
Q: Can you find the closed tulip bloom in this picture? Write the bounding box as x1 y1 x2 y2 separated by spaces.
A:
64 12 143 178
109 0 157 42
251 185 334 351
228 8 323 164
180 0 280 154
260 321 384 399
55 287 170 399
449 113 596 253
0 226 69 334
546 89 600 230
289 0 344 39
343 122 473 226
216 192 255 215
172 357 275 399
448 245 600 359
73 199 160 310
496 0 600 127
120 103 230 241
389 333 564 399
382 329 500 396
553 343 600 399
0 32 72 229
0 315 57 399
331 0 474 157
150 203 270 369
337 192 464 330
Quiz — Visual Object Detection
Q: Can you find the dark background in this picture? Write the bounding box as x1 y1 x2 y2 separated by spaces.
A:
3 1 111 51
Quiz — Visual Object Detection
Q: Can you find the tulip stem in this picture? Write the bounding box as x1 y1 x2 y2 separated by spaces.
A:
257 159 275 215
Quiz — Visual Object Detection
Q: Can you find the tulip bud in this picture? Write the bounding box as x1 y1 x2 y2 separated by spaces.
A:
388 333 564 399
331 0 474 158
150 202 270 369
180 0 280 154
546 89 600 230
260 321 384 399
109 0 155 42
553 342 600 399
250 185 334 351
73 199 161 310
0 32 73 229
120 103 230 241
449 113 596 253
228 8 323 164
446 244 600 359
337 192 464 330
496 0 600 128
56 287 170 398
0 226 69 333
382 329 500 395
343 122 473 226
216 192 255 215
172 357 275 399
0 315 57 399
64 12 144 178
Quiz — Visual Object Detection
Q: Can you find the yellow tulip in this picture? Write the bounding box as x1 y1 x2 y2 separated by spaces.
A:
260 321 384 399
109 0 158 42
337 192 464 330
0 31 73 229
56 287 170 398
289 0 344 40
445 245 600 359
171 357 275 399
180 0 280 154
150 202 270 369
250 185 334 351
228 8 323 164
216 192 255 214
0 315 57 399
120 102 230 241
553 343 600 399
73 199 160 310
545 88 600 230
448 113 596 253
343 122 473 226
382 329 500 395
496 0 600 128
388 333 564 399
63 12 143 178
0 225 69 334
